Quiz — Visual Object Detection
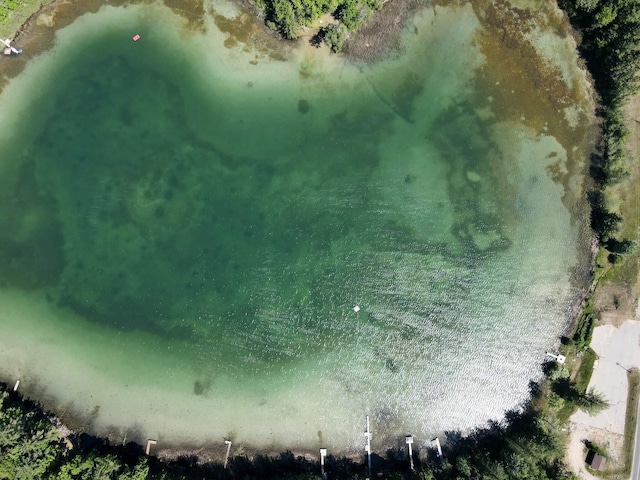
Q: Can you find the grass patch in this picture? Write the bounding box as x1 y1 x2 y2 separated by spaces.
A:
572 305 597 351
0 0 44 39
622 368 640 476
591 100 640 309
554 348 598 423
575 348 598 393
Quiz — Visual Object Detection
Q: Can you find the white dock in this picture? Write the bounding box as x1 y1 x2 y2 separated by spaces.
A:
546 351 566 364
364 415 372 474
406 435 414 470
145 439 157 455
431 437 442 457
224 440 232 468
320 448 327 478
1 38 22 55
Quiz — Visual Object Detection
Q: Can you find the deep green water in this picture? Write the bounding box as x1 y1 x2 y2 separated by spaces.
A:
0 2 594 450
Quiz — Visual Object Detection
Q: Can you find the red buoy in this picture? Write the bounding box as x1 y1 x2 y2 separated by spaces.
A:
132 34 140 42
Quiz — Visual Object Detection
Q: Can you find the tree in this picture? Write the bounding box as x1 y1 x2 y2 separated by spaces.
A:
455 455 472 477
320 23 347 52
605 238 637 255
595 4 617 26
579 388 609 416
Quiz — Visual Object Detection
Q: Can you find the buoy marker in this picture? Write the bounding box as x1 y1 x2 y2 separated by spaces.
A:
132 34 141 42
353 305 360 312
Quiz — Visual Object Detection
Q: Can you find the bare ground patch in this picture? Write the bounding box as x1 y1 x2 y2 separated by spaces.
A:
566 423 624 480
345 0 428 62
595 281 638 327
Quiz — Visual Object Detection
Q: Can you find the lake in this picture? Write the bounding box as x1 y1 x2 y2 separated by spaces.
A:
0 0 596 454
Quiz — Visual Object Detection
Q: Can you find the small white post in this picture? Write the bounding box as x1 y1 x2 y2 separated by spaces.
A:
145 439 157 455
405 435 414 470
365 415 372 475
431 437 442 457
320 448 327 477
13 380 20 392
224 440 232 468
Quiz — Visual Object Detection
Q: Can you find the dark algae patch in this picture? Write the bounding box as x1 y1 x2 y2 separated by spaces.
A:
0 158 65 290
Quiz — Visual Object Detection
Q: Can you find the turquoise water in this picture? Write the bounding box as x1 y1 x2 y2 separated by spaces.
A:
0 1 595 452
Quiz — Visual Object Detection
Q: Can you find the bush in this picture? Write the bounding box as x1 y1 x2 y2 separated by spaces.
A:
321 23 347 52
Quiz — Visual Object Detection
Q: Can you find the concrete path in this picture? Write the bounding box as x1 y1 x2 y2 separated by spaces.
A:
571 320 640 434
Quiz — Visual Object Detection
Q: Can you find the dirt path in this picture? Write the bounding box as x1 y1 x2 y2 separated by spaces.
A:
566 423 602 480
566 422 624 479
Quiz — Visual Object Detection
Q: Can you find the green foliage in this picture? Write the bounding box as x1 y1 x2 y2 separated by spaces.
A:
605 238 637 255
0 392 64 480
574 348 597 393
578 387 609 416
594 4 617 26
620 369 640 476
260 0 382 40
319 23 347 52
588 190 622 242
604 237 636 264
334 0 380 30
0 0 43 40
559 0 640 258
0 0 23 23
561 0 640 106
272 0 300 38
572 311 595 350
54 453 122 480
0 387 154 480
435 409 574 480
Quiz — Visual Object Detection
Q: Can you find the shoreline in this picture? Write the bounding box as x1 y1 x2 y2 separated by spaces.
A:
0 0 601 465
0 0 422 94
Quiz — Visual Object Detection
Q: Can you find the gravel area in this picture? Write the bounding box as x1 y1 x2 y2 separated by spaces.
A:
567 320 640 476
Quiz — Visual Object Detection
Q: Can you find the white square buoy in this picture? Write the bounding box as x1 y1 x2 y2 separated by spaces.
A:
353 305 360 312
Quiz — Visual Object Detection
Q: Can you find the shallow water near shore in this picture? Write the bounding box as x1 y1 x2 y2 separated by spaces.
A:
0 0 595 454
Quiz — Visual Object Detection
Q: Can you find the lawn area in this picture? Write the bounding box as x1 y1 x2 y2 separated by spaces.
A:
622 369 640 476
0 0 44 39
